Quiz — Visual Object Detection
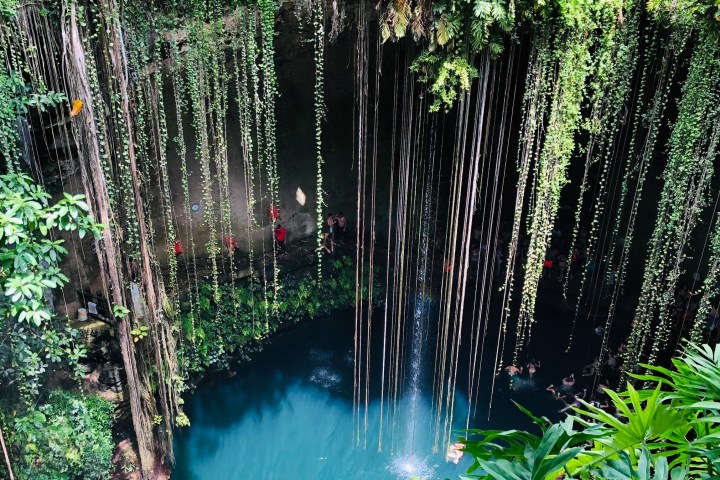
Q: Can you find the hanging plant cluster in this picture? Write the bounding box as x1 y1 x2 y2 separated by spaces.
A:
380 0 513 111
259 0 282 314
627 25 720 368
561 4 640 351
313 0 326 275
512 0 629 359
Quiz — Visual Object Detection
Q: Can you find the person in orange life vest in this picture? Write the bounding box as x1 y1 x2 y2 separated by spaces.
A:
225 235 238 255
274 224 286 250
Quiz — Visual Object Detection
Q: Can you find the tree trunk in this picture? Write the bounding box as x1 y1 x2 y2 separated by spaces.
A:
0 425 14 480
61 4 158 477
102 0 178 464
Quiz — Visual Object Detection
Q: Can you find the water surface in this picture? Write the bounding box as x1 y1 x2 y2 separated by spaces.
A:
174 304 584 479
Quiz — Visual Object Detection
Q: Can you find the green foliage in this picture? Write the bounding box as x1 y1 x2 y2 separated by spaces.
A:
0 173 103 400
381 0 513 111
647 0 720 28
629 27 720 366
0 70 65 172
381 0 513 54
461 343 720 479
176 411 191 427
130 325 149 342
0 0 18 17
1 390 115 480
514 0 620 356
112 304 130 318
179 256 366 374
469 0 514 54
0 72 65 116
410 52 479 112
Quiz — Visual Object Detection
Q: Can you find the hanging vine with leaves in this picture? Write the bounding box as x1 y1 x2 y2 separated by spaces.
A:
628 24 720 368
313 0 326 275
514 0 626 359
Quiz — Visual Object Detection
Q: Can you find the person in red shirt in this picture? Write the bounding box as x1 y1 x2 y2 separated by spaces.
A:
274 224 286 251
269 205 280 222
225 235 238 255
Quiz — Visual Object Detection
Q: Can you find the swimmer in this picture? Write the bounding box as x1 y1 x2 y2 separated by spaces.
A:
546 384 563 399
559 394 584 413
593 398 610 410
562 373 575 387
505 365 523 376
606 352 620 369
445 442 465 464
582 357 600 376
526 360 541 377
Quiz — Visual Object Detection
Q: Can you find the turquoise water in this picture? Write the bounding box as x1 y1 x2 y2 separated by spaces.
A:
171 304 577 479
173 313 479 480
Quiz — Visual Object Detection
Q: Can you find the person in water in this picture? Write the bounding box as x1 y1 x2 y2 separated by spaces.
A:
546 384 564 399
445 442 465 464
559 389 586 413
582 357 600 376
526 360 541 377
505 364 523 376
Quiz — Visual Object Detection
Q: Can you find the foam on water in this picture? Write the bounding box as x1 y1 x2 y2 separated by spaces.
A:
309 367 342 389
387 454 437 480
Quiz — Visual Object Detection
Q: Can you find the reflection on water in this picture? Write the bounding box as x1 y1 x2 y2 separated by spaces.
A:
173 314 472 480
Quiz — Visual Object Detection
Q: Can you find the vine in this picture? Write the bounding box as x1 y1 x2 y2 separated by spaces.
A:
185 23 221 302
234 6 259 332
313 0 326 275
628 26 720 367
515 0 625 358
170 39 200 342
563 3 640 349
259 0 281 317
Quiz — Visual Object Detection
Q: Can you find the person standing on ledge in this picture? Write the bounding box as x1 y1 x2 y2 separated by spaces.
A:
274 224 286 251
335 212 346 244
321 214 335 253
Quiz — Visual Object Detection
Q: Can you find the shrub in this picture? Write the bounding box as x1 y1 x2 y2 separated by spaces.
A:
2 390 114 480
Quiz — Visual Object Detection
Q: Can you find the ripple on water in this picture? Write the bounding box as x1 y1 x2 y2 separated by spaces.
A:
308 367 342 389
343 349 354 366
308 348 334 363
510 376 538 392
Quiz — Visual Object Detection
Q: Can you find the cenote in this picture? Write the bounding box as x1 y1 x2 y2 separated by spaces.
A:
173 311 476 480
172 298 599 479
1 1 719 479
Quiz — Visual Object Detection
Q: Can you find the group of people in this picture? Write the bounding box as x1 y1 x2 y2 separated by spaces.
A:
321 212 347 253
545 340 628 415
504 346 625 415
470 223 617 293
545 373 613 415
670 284 718 341
504 359 542 378
172 206 350 259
